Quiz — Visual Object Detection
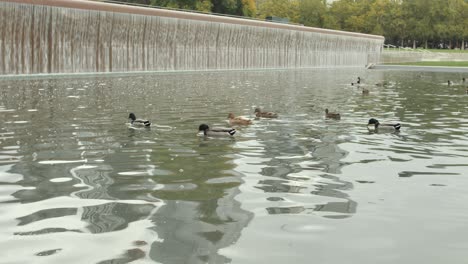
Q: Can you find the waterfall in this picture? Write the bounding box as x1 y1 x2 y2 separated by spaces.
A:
0 1 384 75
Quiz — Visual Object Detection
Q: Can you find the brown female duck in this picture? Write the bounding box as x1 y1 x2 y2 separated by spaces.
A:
254 108 278 118
228 113 253 125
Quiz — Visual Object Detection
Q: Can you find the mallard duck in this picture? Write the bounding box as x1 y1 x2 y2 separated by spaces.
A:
375 81 388 87
228 113 252 125
325 108 340 120
128 113 151 127
254 108 278 118
198 124 236 137
351 77 361 86
367 118 401 132
362 88 370 95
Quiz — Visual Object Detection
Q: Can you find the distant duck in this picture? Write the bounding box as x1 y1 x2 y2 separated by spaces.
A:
463 77 466 84
254 108 278 118
362 88 370 95
375 81 388 87
448 80 453 86
128 113 151 127
198 124 236 137
228 113 252 125
325 108 341 120
351 77 361 86
367 118 401 132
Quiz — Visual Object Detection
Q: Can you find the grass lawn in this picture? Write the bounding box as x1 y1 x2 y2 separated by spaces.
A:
384 48 468 53
425 49 468 53
385 61 468 67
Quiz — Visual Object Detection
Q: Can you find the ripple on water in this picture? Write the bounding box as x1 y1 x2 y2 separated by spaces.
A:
281 223 330 233
49 177 73 183
1 69 468 264
38 159 87 165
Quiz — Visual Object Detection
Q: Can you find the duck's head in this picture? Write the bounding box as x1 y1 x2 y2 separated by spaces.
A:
368 118 380 127
227 113 235 119
128 113 136 121
254 108 261 113
199 124 209 132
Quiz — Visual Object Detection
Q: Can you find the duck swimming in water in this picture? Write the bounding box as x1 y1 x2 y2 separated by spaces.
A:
367 118 401 132
198 124 236 137
362 88 370 95
228 113 252 125
128 113 151 127
351 77 361 86
375 80 388 87
325 109 341 120
254 108 278 118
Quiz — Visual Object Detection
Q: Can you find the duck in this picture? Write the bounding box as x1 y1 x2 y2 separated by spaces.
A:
351 77 361 86
375 80 388 87
228 113 252 125
362 88 370 95
325 108 340 120
462 77 466 84
198 124 236 137
448 80 453 86
128 113 151 127
254 108 278 118
367 118 401 132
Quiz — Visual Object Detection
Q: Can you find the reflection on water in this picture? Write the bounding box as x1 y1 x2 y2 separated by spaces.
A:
1 69 468 263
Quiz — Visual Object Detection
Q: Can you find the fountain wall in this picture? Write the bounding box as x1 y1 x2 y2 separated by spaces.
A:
0 0 384 75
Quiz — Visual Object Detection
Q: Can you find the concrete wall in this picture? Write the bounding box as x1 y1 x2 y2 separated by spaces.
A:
0 0 384 75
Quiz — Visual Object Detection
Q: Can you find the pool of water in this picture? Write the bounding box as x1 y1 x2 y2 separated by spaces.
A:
1 68 468 264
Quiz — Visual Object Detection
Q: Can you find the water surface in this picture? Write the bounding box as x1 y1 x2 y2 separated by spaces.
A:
1 69 468 264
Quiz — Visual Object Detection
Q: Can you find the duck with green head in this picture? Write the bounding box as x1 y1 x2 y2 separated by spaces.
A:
351 77 361 86
367 118 401 132
198 124 236 137
128 113 151 127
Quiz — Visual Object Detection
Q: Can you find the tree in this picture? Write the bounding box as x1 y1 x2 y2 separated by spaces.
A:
241 0 257 17
328 0 360 31
377 0 407 45
298 0 327 27
257 0 300 23
455 1 468 49
212 0 239 15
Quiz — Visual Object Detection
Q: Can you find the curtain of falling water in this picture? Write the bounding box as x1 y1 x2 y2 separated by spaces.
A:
0 2 384 75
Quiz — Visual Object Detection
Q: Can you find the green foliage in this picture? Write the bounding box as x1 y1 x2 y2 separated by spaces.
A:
195 0 213 12
257 0 300 23
113 0 468 49
241 0 257 17
298 0 327 27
